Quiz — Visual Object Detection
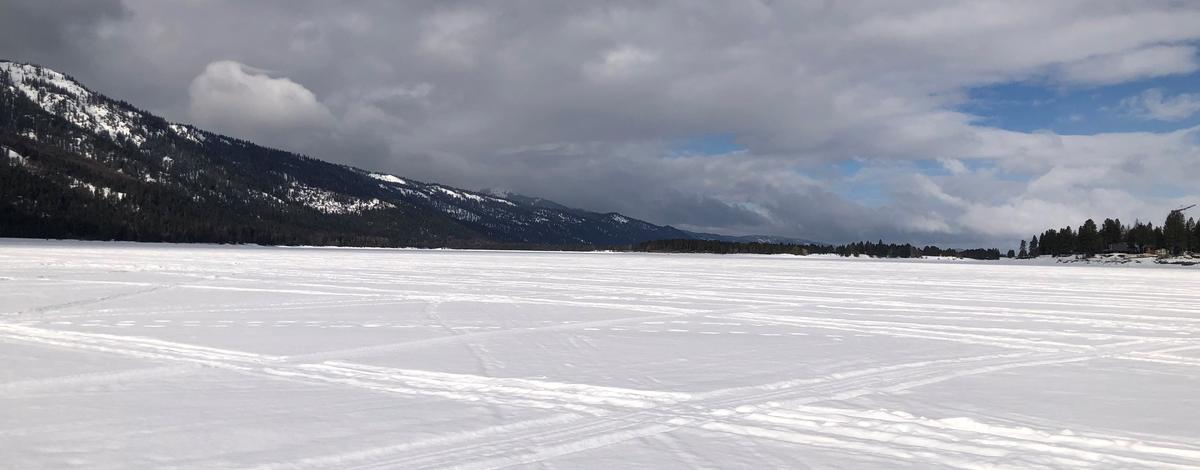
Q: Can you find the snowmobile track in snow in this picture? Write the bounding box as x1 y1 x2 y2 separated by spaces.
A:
3 241 1200 469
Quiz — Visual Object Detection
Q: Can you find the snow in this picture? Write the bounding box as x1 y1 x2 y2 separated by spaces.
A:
253 190 286 206
287 183 394 214
2 62 148 147
1008 253 1200 267
371 175 515 207
389 185 431 199
534 208 582 224
434 202 482 222
168 124 206 144
432 185 488 203
2 239 1200 469
67 177 126 201
369 173 409 185
3 146 26 165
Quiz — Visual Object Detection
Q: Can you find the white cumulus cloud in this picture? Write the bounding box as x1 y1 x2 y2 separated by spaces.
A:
188 60 332 135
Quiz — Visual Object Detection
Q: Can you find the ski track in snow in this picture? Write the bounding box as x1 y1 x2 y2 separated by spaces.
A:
1 240 1200 468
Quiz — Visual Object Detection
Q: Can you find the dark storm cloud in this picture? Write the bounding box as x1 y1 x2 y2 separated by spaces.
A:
4 0 1200 247
0 0 128 70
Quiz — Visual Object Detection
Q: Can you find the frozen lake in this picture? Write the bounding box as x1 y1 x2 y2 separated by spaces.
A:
3 239 1200 469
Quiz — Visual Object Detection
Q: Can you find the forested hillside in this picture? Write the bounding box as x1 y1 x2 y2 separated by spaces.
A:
0 61 689 247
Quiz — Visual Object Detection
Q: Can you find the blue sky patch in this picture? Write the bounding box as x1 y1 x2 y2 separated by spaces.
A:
961 72 1200 134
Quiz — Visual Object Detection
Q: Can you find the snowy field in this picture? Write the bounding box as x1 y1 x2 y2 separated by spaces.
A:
3 239 1200 469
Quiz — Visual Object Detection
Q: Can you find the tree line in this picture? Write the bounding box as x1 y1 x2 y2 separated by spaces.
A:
1019 211 1199 258
632 239 1002 260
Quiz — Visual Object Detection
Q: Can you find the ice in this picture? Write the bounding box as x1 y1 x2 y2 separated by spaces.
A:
2 238 1199 468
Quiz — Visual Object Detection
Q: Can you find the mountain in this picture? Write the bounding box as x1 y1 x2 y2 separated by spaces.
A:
682 230 822 246
0 60 691 247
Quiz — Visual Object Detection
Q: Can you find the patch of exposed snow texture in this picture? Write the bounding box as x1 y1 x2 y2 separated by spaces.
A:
478 189 520 206
369 173 408 185
610 214 630 224
3 240 1200 469
424 185 515 206
169 124 206 144
2 62 147 147
387 186 430 199
432 185 488 203
539 210 583 224
3 147 26 165
66 177 126 201
435 202 482 222
1003 253 1200 267
287 183 394 214
254 191 286 206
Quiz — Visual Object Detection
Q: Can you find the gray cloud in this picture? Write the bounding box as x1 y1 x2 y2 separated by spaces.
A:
4 0 1200 247
0 0 128 72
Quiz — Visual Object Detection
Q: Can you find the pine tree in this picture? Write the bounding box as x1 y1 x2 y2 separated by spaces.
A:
1056 226 1076 256
1018 239 1028 258
1164 210 1188 255
1191 217 1200 254
1100 218 1122 249
1185 217 1197 254
1077 219 1100 256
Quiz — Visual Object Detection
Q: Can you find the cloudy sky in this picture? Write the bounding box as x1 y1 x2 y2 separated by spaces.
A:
3 0 1199 247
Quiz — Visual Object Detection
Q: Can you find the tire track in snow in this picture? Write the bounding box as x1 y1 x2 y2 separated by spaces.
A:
0 324 284 371
8 284 168 318
46 297 423 320
729 311 1095 352
287 312 680 362
285 301 818 363
695 351 1038 406
344 413 672 470
5 313 1197 470
5 300 1199 468
244 413 586 470
705 405 1200 469
376 340 1192 469
0 323 691 416
0 365 190 396
260 365 638 416
294 361 689 410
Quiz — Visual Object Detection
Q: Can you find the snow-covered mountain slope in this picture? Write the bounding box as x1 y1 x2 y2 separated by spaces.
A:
0 60 688 246
2 62 157 147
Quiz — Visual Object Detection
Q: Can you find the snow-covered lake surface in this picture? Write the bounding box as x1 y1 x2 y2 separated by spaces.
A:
3 239 1200 469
